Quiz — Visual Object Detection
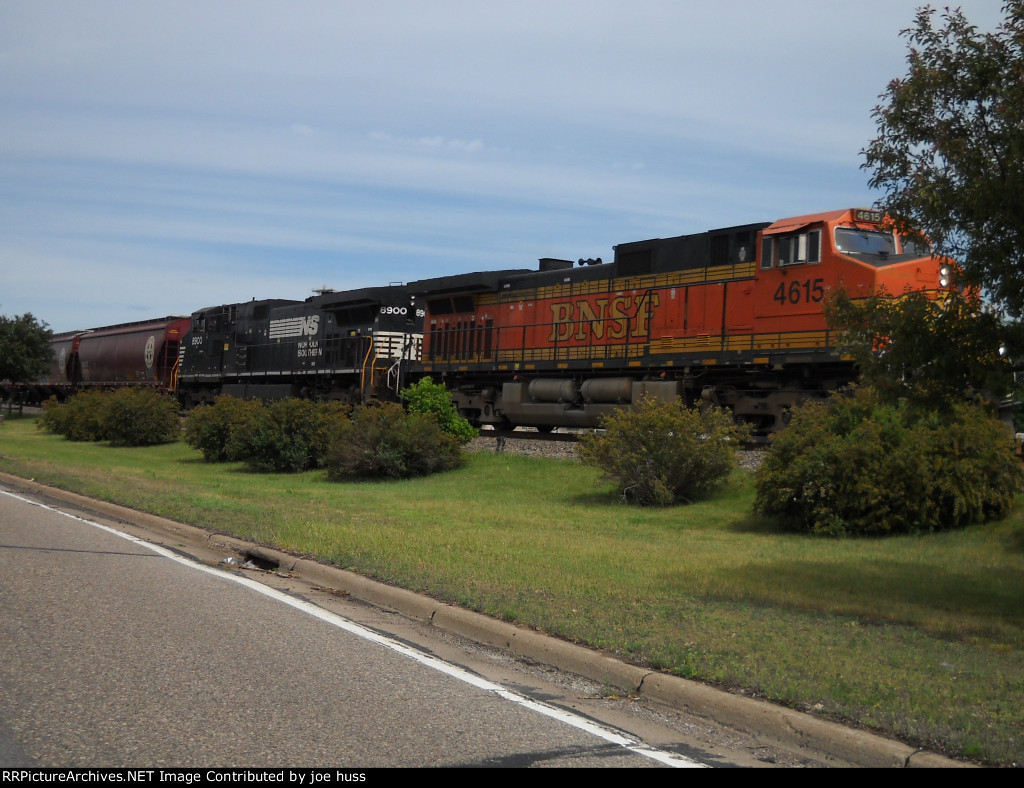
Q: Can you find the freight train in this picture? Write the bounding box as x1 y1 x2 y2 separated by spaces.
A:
33 207 950 432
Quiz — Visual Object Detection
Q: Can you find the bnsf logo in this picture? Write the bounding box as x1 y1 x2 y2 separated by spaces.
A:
269 315 320 340
548 293 660 342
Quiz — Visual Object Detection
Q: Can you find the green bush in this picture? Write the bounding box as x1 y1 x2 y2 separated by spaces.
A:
754 389 1024 535
325 402 464 480
103 389 181 446
38 389 179 446
578 397 747 506
231 398 351 473
183 396 264 462
401 377 478 444
38 390 110 442
66 390 111 441
38 396 76 438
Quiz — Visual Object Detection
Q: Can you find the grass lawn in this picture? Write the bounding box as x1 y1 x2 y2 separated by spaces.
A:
2 414 1022 764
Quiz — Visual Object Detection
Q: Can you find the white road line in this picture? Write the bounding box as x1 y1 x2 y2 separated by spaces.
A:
2 488 704 768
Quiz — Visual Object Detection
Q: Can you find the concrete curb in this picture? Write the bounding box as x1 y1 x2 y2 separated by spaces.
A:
1 472 973 768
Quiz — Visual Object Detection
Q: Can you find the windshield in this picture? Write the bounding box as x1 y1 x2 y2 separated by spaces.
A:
834 227 896 257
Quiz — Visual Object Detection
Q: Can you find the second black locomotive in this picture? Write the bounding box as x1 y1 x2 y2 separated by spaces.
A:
176 286 424 407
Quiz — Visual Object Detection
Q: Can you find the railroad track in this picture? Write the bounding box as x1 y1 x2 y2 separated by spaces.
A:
469 428 767 469
475 428 581 444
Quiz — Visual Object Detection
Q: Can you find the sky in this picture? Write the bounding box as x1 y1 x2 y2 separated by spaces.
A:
0 0 1007 333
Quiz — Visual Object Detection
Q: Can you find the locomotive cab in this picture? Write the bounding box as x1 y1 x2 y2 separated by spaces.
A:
752 210 945 350
308 286 425 402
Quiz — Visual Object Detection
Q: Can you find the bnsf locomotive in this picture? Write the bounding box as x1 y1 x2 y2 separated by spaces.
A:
408 207 948 432
39 207 948 432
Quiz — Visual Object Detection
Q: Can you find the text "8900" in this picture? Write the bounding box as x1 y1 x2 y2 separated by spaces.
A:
380 306 426 317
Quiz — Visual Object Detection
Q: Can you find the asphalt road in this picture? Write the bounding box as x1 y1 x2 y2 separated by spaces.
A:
1 476 964 769
0 486 703 768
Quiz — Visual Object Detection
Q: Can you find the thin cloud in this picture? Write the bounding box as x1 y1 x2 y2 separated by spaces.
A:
368 132 486 153
0 0 1006 331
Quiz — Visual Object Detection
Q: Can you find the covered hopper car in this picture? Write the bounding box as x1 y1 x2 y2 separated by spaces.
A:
17 316 190 404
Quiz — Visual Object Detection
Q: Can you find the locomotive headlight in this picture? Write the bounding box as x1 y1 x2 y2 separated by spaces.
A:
940 277 950 287
940 265 952 286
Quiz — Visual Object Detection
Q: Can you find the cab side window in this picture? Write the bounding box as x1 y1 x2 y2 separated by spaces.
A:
761 229 821 269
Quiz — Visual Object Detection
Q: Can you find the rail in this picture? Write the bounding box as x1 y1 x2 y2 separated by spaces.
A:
475 428 581 444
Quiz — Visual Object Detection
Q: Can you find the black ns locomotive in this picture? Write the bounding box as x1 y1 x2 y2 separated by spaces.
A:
176 286 424 407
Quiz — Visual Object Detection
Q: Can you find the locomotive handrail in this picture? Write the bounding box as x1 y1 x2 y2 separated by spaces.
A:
386 358 402 395
360 336 374 396
369 344 388 396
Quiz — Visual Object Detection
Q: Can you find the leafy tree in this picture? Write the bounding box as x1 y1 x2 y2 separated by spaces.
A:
0 312 53 382
862 2 1024 316
826 288 1020 410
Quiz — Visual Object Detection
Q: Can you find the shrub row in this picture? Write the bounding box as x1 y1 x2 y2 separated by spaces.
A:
326 402 465 480
36 385 1024 535
581 391 1023 536
184 396 465 477
184 397 351 472
38 389 179 446
38 385 471 479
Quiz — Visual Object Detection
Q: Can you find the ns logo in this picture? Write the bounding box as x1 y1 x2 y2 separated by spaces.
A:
269 315 321 340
